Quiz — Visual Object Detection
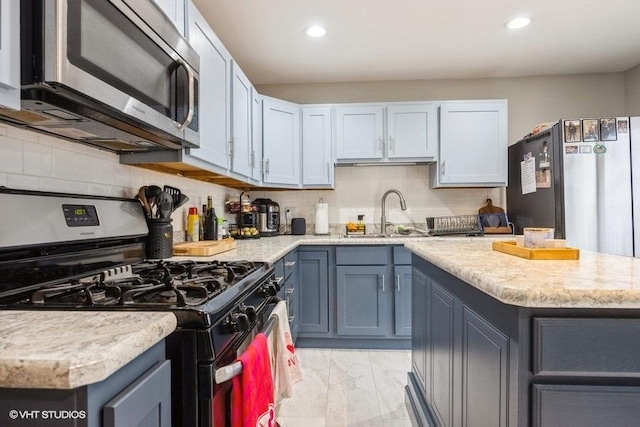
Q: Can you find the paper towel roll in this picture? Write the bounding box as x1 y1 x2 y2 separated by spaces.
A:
315 202 329 234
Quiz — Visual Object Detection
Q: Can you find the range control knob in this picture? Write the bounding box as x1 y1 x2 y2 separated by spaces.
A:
230 312 249 332
239 304 257 322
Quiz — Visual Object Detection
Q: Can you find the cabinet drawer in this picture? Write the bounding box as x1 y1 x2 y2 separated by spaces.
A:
532 384 640 427
533 318 640 376
336 246 388 265
393 246 411 265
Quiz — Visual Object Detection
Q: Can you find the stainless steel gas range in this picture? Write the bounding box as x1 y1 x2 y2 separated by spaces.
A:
0 187 281 427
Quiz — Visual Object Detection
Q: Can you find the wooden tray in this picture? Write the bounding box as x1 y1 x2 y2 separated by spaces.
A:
173 238 237 256
492 241 580 260
483 226 513 234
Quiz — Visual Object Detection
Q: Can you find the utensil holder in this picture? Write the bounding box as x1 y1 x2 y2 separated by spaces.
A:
146 218 173 259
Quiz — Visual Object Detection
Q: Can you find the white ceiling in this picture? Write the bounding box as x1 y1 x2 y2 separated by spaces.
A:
192 0 640 85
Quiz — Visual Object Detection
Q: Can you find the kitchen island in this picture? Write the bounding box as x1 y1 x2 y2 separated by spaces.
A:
0 311 176 427
401 238 640 427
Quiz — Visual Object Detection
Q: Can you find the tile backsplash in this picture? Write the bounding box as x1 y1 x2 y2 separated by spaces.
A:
0 124 232 238
255 165 504 234
1 123 504 238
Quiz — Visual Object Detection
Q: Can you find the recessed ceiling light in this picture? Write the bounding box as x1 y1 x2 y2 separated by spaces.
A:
304 25 328 38
504 17 533 30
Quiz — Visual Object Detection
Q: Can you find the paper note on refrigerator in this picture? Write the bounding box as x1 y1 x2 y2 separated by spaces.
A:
521 157 536 194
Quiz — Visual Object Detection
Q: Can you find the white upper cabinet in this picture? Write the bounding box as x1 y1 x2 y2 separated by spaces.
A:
335 103 438 162
302 106 333 187
152 0 185 35
251 90 263 183
386 104 438 159
262 97 300 187
0 0 20 110
431 100 508 187
335 105 384 160
230 62 253 179
185 2 231 170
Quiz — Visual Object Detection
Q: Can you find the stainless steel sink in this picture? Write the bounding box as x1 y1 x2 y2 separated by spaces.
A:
342 233 430 239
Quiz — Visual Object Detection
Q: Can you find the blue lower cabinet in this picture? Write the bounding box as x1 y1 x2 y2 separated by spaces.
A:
394 265 412 337
298 250 330 334
336 265 391 336
0 342 169 427
103 360 172 427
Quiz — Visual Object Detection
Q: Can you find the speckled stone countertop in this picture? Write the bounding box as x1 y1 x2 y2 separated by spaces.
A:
0 311 176 389
175 235 640 309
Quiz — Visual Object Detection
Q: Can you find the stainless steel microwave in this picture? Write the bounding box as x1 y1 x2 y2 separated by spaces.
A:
0 0 199 152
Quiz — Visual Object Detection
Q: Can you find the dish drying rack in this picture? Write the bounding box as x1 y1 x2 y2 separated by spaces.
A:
426 215 484 236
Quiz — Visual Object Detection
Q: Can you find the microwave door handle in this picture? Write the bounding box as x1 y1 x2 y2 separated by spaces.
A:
175 59 195 131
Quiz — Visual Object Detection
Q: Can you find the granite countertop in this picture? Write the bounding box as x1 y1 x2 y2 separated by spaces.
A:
403 239 640 309
175 234 640 309
0 311 176 389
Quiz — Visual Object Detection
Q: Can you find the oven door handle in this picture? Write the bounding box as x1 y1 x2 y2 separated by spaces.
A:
214 312 280 384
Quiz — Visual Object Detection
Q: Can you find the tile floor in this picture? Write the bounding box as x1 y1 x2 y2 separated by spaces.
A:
276 348 413 427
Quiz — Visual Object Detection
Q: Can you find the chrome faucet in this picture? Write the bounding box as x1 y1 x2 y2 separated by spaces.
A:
381 189 407 234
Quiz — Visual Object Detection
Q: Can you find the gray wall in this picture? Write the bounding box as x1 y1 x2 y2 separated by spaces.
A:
257 73 626 145
625 64 640 116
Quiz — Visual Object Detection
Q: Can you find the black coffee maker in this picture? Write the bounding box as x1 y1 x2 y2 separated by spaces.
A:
254 198 280 236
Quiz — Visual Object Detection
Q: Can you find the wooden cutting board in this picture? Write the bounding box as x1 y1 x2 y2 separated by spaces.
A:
173 238 237 256
492 241 580 260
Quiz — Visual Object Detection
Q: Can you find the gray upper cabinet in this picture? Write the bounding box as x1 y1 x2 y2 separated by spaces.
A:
230 62 254 180
431 100 508 187
302 106 334 188
262 97 301 187
386 104 438 159
0 0 20 110
152 0 186 35
185 2 231 170
335 105 385 160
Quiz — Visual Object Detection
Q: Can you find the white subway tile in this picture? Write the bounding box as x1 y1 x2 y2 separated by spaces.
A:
23 141 53 177
7 174 39 190
77 153 101 183
0 124 7 136
66 181 90 195
39 177 67 192
97 158 118 186
6 126 37 142
0 136 23 174
0 173 7 186
52 147 77 180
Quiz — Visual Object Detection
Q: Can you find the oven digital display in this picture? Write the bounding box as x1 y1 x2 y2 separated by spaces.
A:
62 204 100 227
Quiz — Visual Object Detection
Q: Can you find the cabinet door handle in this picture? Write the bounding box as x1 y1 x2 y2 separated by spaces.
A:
380 274 385 292
389 135 395 153
396 274 401 292
250 150 255 168
441 160 446 176
285 288 295 295
265 159 270 175
378 136 384 152
288 315 295 323
228 138 234 158
284 261 296 267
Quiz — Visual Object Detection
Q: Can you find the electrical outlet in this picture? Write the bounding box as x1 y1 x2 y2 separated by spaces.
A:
284 206 297 220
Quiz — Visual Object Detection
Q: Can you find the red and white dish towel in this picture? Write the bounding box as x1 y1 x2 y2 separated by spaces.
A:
231 333 276 427
268 300 303 400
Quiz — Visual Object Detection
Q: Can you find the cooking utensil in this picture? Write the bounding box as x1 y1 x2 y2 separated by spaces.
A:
174 194 189 211
163 185 182 209
145 185 163 204
137 186 151 218
155 191 174 219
